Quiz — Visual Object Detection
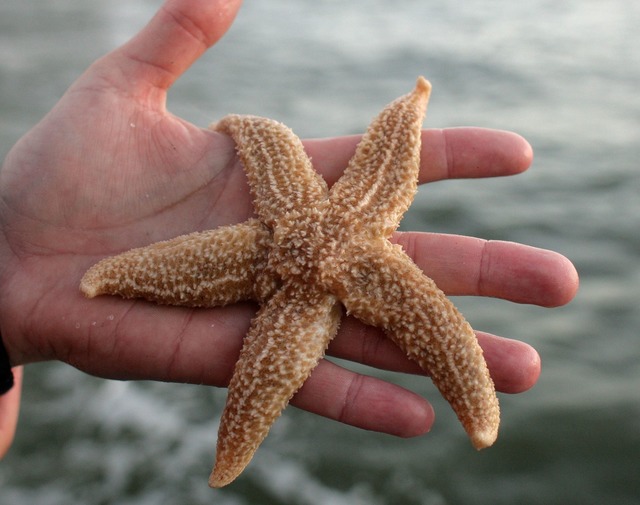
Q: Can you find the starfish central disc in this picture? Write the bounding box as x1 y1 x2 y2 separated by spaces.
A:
270 203 335 287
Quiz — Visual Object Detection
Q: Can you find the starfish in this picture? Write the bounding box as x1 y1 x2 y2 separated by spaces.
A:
80 77 499 488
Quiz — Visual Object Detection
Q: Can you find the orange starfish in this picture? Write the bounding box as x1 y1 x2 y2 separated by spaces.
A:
80 77 499 487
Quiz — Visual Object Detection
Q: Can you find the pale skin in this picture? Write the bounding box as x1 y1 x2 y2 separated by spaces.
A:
0 0 578 458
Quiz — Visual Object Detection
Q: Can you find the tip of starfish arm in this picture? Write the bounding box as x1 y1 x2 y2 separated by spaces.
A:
415 76 432 95
208 467 237 488
79 275 99 298
208 474 225 488
470 428 499 450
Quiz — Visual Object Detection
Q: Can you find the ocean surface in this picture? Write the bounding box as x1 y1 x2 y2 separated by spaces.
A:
1 1 639 504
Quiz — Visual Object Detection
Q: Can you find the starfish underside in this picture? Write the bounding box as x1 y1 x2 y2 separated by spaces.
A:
80 77 500 488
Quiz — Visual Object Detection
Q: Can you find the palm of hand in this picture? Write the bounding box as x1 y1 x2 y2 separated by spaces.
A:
0 60 258 371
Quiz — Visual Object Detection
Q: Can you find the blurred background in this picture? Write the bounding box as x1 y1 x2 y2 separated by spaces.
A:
1 1 638 504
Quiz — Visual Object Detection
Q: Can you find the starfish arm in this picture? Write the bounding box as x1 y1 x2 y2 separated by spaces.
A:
209 285 341 488
329 239 500 449
80 219 277 306
327 77 431 238
213 115 329 229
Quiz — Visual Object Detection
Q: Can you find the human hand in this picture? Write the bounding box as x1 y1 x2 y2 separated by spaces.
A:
0 366 22 458
0 0 578 441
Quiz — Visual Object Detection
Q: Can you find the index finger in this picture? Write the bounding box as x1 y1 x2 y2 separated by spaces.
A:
305 127 533 185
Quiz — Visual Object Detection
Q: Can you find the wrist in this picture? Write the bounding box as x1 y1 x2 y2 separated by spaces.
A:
0 332 14 395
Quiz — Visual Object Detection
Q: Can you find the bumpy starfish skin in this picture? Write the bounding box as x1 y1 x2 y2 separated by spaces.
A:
80 219 278 305
80 77 500 488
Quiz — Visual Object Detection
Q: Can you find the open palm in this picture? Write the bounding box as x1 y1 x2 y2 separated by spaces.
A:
0 0 578 447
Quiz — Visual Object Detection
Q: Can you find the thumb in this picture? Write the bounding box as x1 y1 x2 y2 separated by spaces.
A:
102 0 243 94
